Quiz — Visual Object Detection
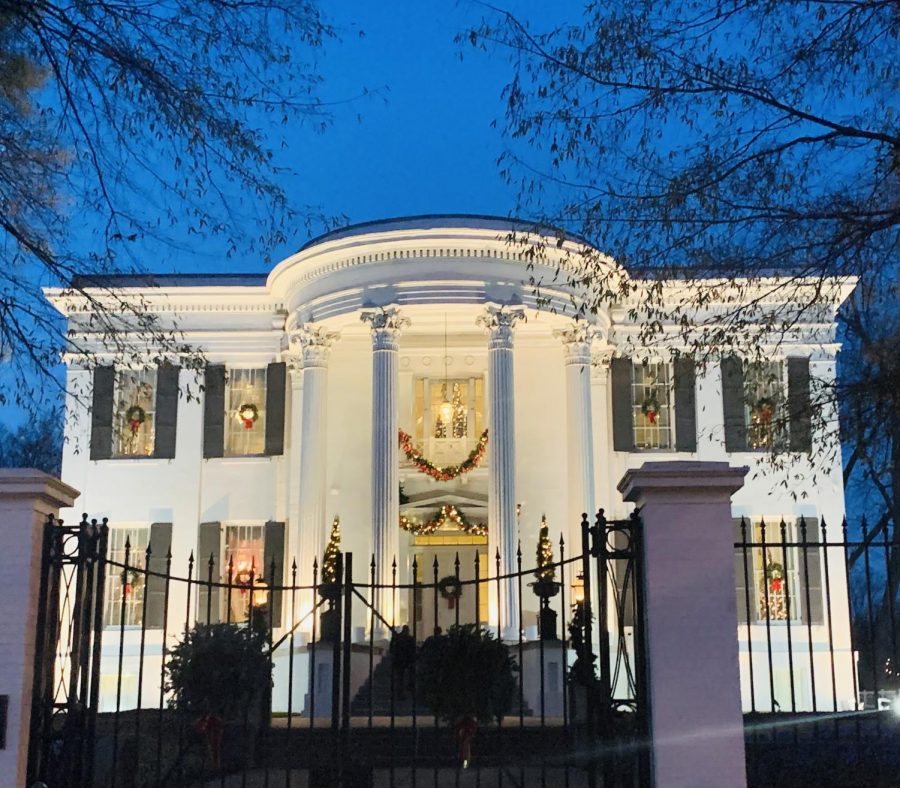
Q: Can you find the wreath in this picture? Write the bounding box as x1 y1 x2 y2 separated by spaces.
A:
765 561 784 593
751 397 776 424
234 567 255 595
398 429 488 482
437 575 463 609
641 394 662 424
121 568 143 595
238 403 259 430
125 405 147 435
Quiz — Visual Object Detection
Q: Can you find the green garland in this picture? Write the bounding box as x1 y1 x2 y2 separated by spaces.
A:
399 504 487 537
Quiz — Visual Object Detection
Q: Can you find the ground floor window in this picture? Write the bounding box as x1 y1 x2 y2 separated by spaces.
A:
104 526 150 627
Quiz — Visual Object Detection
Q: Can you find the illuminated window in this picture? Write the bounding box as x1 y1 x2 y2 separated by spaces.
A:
744 362 786 450
105 526 149 627
225 368 267 456
752 521 800 622
223 524 266 623
112 370 156 457
631 362 673 450
413 377 484 443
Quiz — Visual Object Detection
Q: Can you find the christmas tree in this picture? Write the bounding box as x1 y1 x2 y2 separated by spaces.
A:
534 516 556 583
322 515 341 584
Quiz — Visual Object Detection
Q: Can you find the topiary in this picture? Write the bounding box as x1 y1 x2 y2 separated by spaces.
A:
417 624 517 766
165 623 270 768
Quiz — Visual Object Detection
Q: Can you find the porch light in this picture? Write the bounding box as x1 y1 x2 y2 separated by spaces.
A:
572 572 585 604
438 398 454 423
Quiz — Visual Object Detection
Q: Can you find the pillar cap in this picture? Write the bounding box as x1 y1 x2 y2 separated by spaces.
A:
618 461 748 503
0 469 80 510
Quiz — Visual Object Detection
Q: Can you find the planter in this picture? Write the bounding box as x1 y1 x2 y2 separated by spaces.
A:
531 580 561 640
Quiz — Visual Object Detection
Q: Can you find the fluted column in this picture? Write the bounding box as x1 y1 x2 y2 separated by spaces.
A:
477 305 525 639
555 324 597 548
289 324 339 602
361 306 410 632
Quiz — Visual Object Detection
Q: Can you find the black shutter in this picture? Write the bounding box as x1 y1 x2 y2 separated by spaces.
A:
203 365 226 459
90 366 115 460
154 364 180 459
197 522 222 624
798 517 824 625
264 520 286 626
612 525 635 627
611 357 635 452
673 357 697 453
144 523 173 629
734 518 754 625
265 362 287 457
788 357 812 453
721 356 747 452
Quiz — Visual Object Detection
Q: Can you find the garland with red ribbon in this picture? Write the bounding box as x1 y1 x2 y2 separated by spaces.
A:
398 429 488 482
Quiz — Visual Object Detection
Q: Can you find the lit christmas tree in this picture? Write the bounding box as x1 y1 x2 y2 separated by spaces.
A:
322 515 341 584
534 516 556 584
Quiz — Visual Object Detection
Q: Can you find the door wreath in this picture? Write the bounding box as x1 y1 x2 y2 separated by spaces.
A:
438 575 463 609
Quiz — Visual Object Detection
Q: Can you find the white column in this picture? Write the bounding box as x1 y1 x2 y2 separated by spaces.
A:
556 324 597 547
590 349 616 515
289 324 338 600
619 461 748 788
361 307 410 631
477 305 525 639
285 356 304 594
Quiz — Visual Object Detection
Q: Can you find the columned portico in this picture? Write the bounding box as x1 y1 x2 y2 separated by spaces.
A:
478 305 525 639
556 324 597 547
361 306 410 630
290 324 339 598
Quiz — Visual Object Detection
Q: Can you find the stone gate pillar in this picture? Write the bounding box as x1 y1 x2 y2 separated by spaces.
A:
619 461 748 788
0 470 79 788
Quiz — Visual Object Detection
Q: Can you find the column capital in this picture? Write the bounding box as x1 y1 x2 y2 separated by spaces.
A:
361 306 410 351
288 324 339 369
590 347 615 380
554 323 596 365
477 305 526 348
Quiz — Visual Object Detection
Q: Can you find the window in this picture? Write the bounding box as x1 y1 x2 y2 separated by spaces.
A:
751 521 801 622
631 362 673 450
744 362 786 450
223 524 265 623
224 368 267 456
413 377 484 443
112 370 156 457
105 526 150 627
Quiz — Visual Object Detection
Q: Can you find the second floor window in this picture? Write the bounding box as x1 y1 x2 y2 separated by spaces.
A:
113 370 157 457
225 368 267 456
744 362 786 451
631 362 673 450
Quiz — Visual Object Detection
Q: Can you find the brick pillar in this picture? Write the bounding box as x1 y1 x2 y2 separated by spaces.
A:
0 470 79 787
619 461 747 788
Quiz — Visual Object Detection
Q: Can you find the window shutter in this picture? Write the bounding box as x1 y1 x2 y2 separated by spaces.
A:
154 364 180 459
203 365 226 459
788 358 812 453
721 356 747 452
612 525 635 627
611 357 635 452
798 517 824 625
264 520 286 626
734 518 754 625
144 523 173 629
673 357 697 453
265 362 287 457
197 522 222 624
90 366 115 460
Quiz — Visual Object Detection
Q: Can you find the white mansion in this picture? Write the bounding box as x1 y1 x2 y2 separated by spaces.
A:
49 215 856 712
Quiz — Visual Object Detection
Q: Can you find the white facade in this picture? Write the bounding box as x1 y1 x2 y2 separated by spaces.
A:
47 215 857 712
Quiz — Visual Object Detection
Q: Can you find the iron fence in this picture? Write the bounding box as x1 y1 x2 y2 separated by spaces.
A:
28 511 647 787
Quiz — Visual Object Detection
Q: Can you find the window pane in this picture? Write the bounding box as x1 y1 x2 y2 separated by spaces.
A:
224 368 267 456
431 380 469 439
753 521 799 622
631 362 672 450
745 362 785 450
224 524 265 623
105 527 150 627
113 370 157 457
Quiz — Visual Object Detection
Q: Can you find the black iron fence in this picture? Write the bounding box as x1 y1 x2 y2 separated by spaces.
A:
28 511 648 787
734 515 900 786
